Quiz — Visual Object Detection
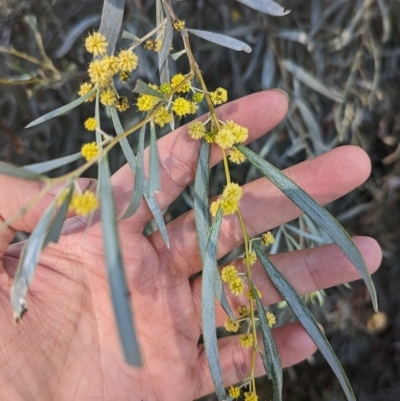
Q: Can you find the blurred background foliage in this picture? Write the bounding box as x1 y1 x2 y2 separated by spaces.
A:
1 0 400 400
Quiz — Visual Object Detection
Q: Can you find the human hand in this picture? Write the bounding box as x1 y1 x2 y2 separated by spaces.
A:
0 91 381 401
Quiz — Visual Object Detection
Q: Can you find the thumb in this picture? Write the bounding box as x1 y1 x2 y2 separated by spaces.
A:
0 175 94 257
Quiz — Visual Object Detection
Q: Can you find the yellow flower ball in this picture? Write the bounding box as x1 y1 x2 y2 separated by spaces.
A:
85 31 107 55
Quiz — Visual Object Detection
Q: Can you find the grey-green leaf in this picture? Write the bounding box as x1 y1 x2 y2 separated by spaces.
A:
194 139 235 320
253 285 282 401
25 152 82 174
236 0 291 16
158 5 173 69
25 87 97 128
148 120 160 195
11 198 57 321
237 143 378 312
202 208 226 400
187 29 252 53
98 153 142 366
132 80 164 98
282 60 343 103
0 161 46 181
254 244 356 401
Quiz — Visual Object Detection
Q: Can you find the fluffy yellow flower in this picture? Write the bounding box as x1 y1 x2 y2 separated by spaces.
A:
229 147 246 164
78 82 95 102
214 126 235 149
188 121 206 140
171 73 191 93
102 55 119 75
267 311 276 328
159 83 172 94
192 92 204 103
189 101 198 115
261 231 275 246
172 97 192 117
173 19 186 31
224 318 240 333
88 59 112 87
221 198 239 215
244 391 259 401
243 250 257 267
115 96 130 112
210 87 228 105
119 71 131 83
221 265 238 283
84 117 97 131
70 192 99 216
85 31 107 55
136 94 160 111
81 142 99 161
100 88 117 106
117 49 139 72
204 131 215 144
239 334 253 348
223 182 242 203
226 120 248 143
229 277 243 296
154 106 173 127
209 199 221 217
245 287 262 300
228 386 241 399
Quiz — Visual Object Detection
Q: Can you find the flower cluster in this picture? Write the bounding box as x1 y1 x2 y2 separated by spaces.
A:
70 191 99 216
81 142 99 161
210 182 243 217
261 231 275 246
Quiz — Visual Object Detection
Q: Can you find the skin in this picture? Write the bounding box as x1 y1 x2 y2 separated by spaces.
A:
0 91 381 401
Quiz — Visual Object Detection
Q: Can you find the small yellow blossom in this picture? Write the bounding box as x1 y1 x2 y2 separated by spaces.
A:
100 88 117 106
221 265 238 283
245 287 262 300
239 305 249 317
221 198 239 215
115 96 130 112
244 391 259 401
239 334 253 348
210 87 228 105
192 92 204 103
226 120 248 144
229 277 243 296
88 59 112 87
229 148 246 164
243 250 257 267
78 82 95 102
188 121 206 140
189 102 198 115
171 73 191 93
144 39 157 51
136 94 160 111
119 71 131 82
223 183 242 203
154 39 163 52
85 31 107 55
154 106 173 127
204 131 215 144
117 49 139 72
215 126 235 149
81 142 99 161
266 311 276 328
84 117 97 131
228 386 241 399
70 191 99 216
173 19 186 31
210 199 221 217
159 82 172 94
102 55 119 75
261 231 275 246
172 97 192 117
224 318 240 333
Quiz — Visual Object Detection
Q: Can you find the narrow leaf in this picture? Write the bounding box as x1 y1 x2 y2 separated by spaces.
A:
187 29 252 53
158 6 173 69
254 244 356 401
98 153 142 366
202 208 226 400
25 87 97 128
43 183 74 246
25 152 81 174
11 199 57 321
281 60 343 103
237 144 378 312
156 0 170 84
194 140 235 320
171 49 187 61
236 0 291 16
0 161 45 181
121 30 140 42
253 285 282 401
148 120 160 195
132 80 164 97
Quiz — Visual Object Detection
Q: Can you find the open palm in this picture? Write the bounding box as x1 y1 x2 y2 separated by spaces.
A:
0 91 381 401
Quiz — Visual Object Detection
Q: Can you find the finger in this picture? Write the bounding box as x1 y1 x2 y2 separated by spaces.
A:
195 322 317 398
111 90 289 224
0 176 93 257
190 236 381 328
149 145 372 277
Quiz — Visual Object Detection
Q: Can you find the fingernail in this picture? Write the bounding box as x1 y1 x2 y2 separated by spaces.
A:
271 88 289 102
